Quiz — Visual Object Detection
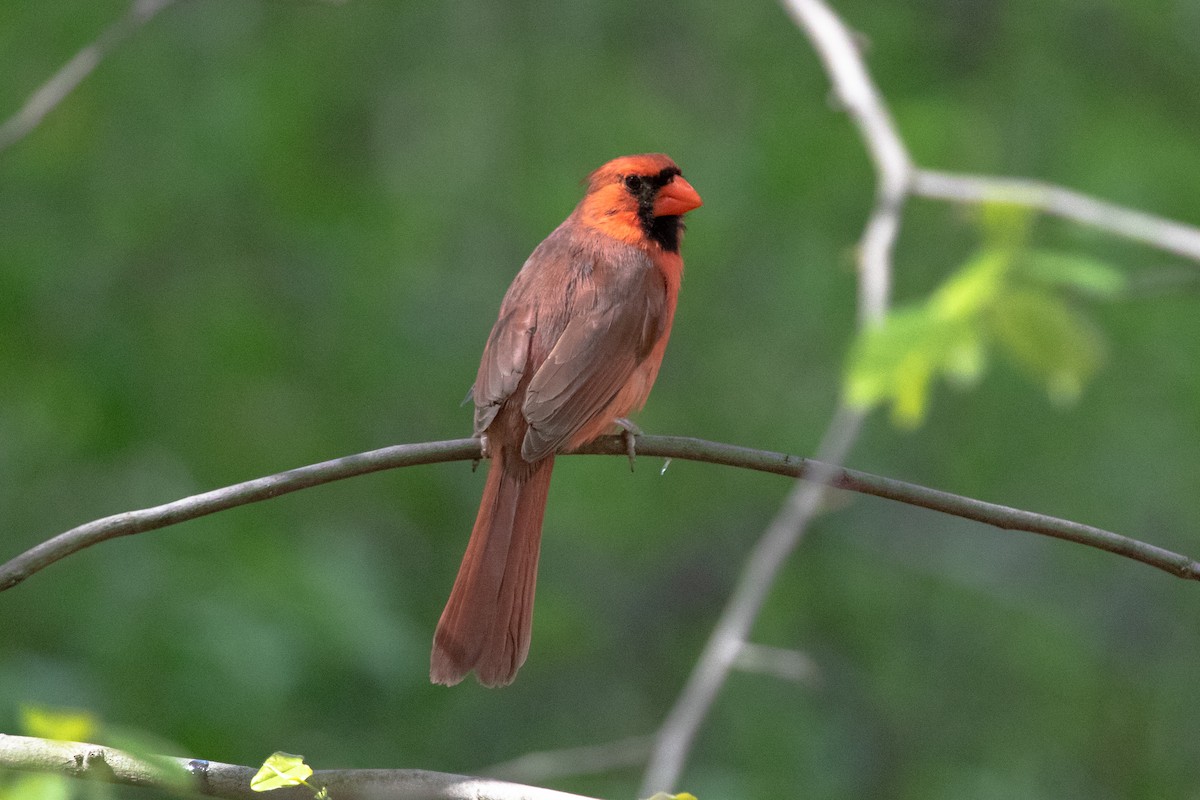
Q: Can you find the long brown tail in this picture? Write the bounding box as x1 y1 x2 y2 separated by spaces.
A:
431 448 554 687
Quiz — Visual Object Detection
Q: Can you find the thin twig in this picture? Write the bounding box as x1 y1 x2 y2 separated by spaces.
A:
734 643 822 685
4 434 1197 596
0 734 598 800
913 169 1200 264
483 735 655 784
0 0 177 154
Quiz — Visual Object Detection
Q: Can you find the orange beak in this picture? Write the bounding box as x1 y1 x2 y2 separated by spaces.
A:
653 176 703 217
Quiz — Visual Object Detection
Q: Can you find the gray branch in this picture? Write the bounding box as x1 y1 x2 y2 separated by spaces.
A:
641 0 906 789
0 734 598 800
913 169 1200 264
5 435 1196 598
0 0 176 154
639 0 1200 793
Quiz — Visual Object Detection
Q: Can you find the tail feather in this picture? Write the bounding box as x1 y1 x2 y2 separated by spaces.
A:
431 450 554 687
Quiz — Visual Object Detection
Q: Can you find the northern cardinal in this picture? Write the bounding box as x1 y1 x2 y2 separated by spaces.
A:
431 154 702 686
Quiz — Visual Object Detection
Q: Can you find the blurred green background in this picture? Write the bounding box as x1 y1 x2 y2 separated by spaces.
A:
2 0 1199 798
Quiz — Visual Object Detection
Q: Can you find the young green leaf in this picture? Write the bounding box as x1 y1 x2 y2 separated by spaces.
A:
251 752 314 792
845 307 934 408
19 706 97 743
976 201 1035 249
1019 250 1127 298
930 249 1009 320
988 288 1105 405
0 773 72 800
846 304 990 427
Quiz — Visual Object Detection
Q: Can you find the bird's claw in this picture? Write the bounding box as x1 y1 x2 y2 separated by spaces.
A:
471 434 491 472
614 418 641 472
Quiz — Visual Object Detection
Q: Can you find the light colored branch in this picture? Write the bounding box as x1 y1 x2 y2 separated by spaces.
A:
5 434 1197 598
0 0 176 154
913 169 1200 264
640 0 1200 789
734 643 822 685
640 0 907 790
639 407 868 794
483 735 655 785
0 734 598 800
782 0 911 325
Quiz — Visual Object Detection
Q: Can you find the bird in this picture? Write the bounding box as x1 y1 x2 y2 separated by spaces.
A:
430 153 702 687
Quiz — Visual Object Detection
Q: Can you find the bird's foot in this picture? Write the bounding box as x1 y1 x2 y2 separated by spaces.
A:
470 434 491 472
614 418 641 472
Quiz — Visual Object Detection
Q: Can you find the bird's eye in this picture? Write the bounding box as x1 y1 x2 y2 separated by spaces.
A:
623 174 644 193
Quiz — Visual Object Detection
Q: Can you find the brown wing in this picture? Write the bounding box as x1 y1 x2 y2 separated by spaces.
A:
473 301 536 437
472 225 578 437
520 244 667 462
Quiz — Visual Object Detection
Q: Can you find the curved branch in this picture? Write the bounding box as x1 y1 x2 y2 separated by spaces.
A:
0 438 482 592
3 434 1196 595
0 734 597 800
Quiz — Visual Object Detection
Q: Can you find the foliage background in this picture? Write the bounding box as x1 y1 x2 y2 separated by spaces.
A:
1 0 1198 797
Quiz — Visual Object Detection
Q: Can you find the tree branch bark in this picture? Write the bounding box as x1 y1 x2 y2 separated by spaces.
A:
4 435 1196 594
0 734 598 800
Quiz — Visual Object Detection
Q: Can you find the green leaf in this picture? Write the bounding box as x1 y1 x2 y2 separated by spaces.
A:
0 773 72 800
251 752 313 792
989 289 1105 405
929 249 1009 320
977 201 1036 249
943 331 987 387
889 350 936 428
1019 250 1127 298
845 305 984 428
20 706 97 743
845 307 932 407
846 239 1111 426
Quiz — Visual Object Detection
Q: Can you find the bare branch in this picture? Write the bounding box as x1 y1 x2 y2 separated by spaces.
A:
483 735 655 785
913 169 1200 264
640 407 868 794
782 0 912 324
0 734 599 800
4 434 1196 597
641 0 908 789
0 438 483 592
642 0 1200 789
734 643 822 686
0 0 177 154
